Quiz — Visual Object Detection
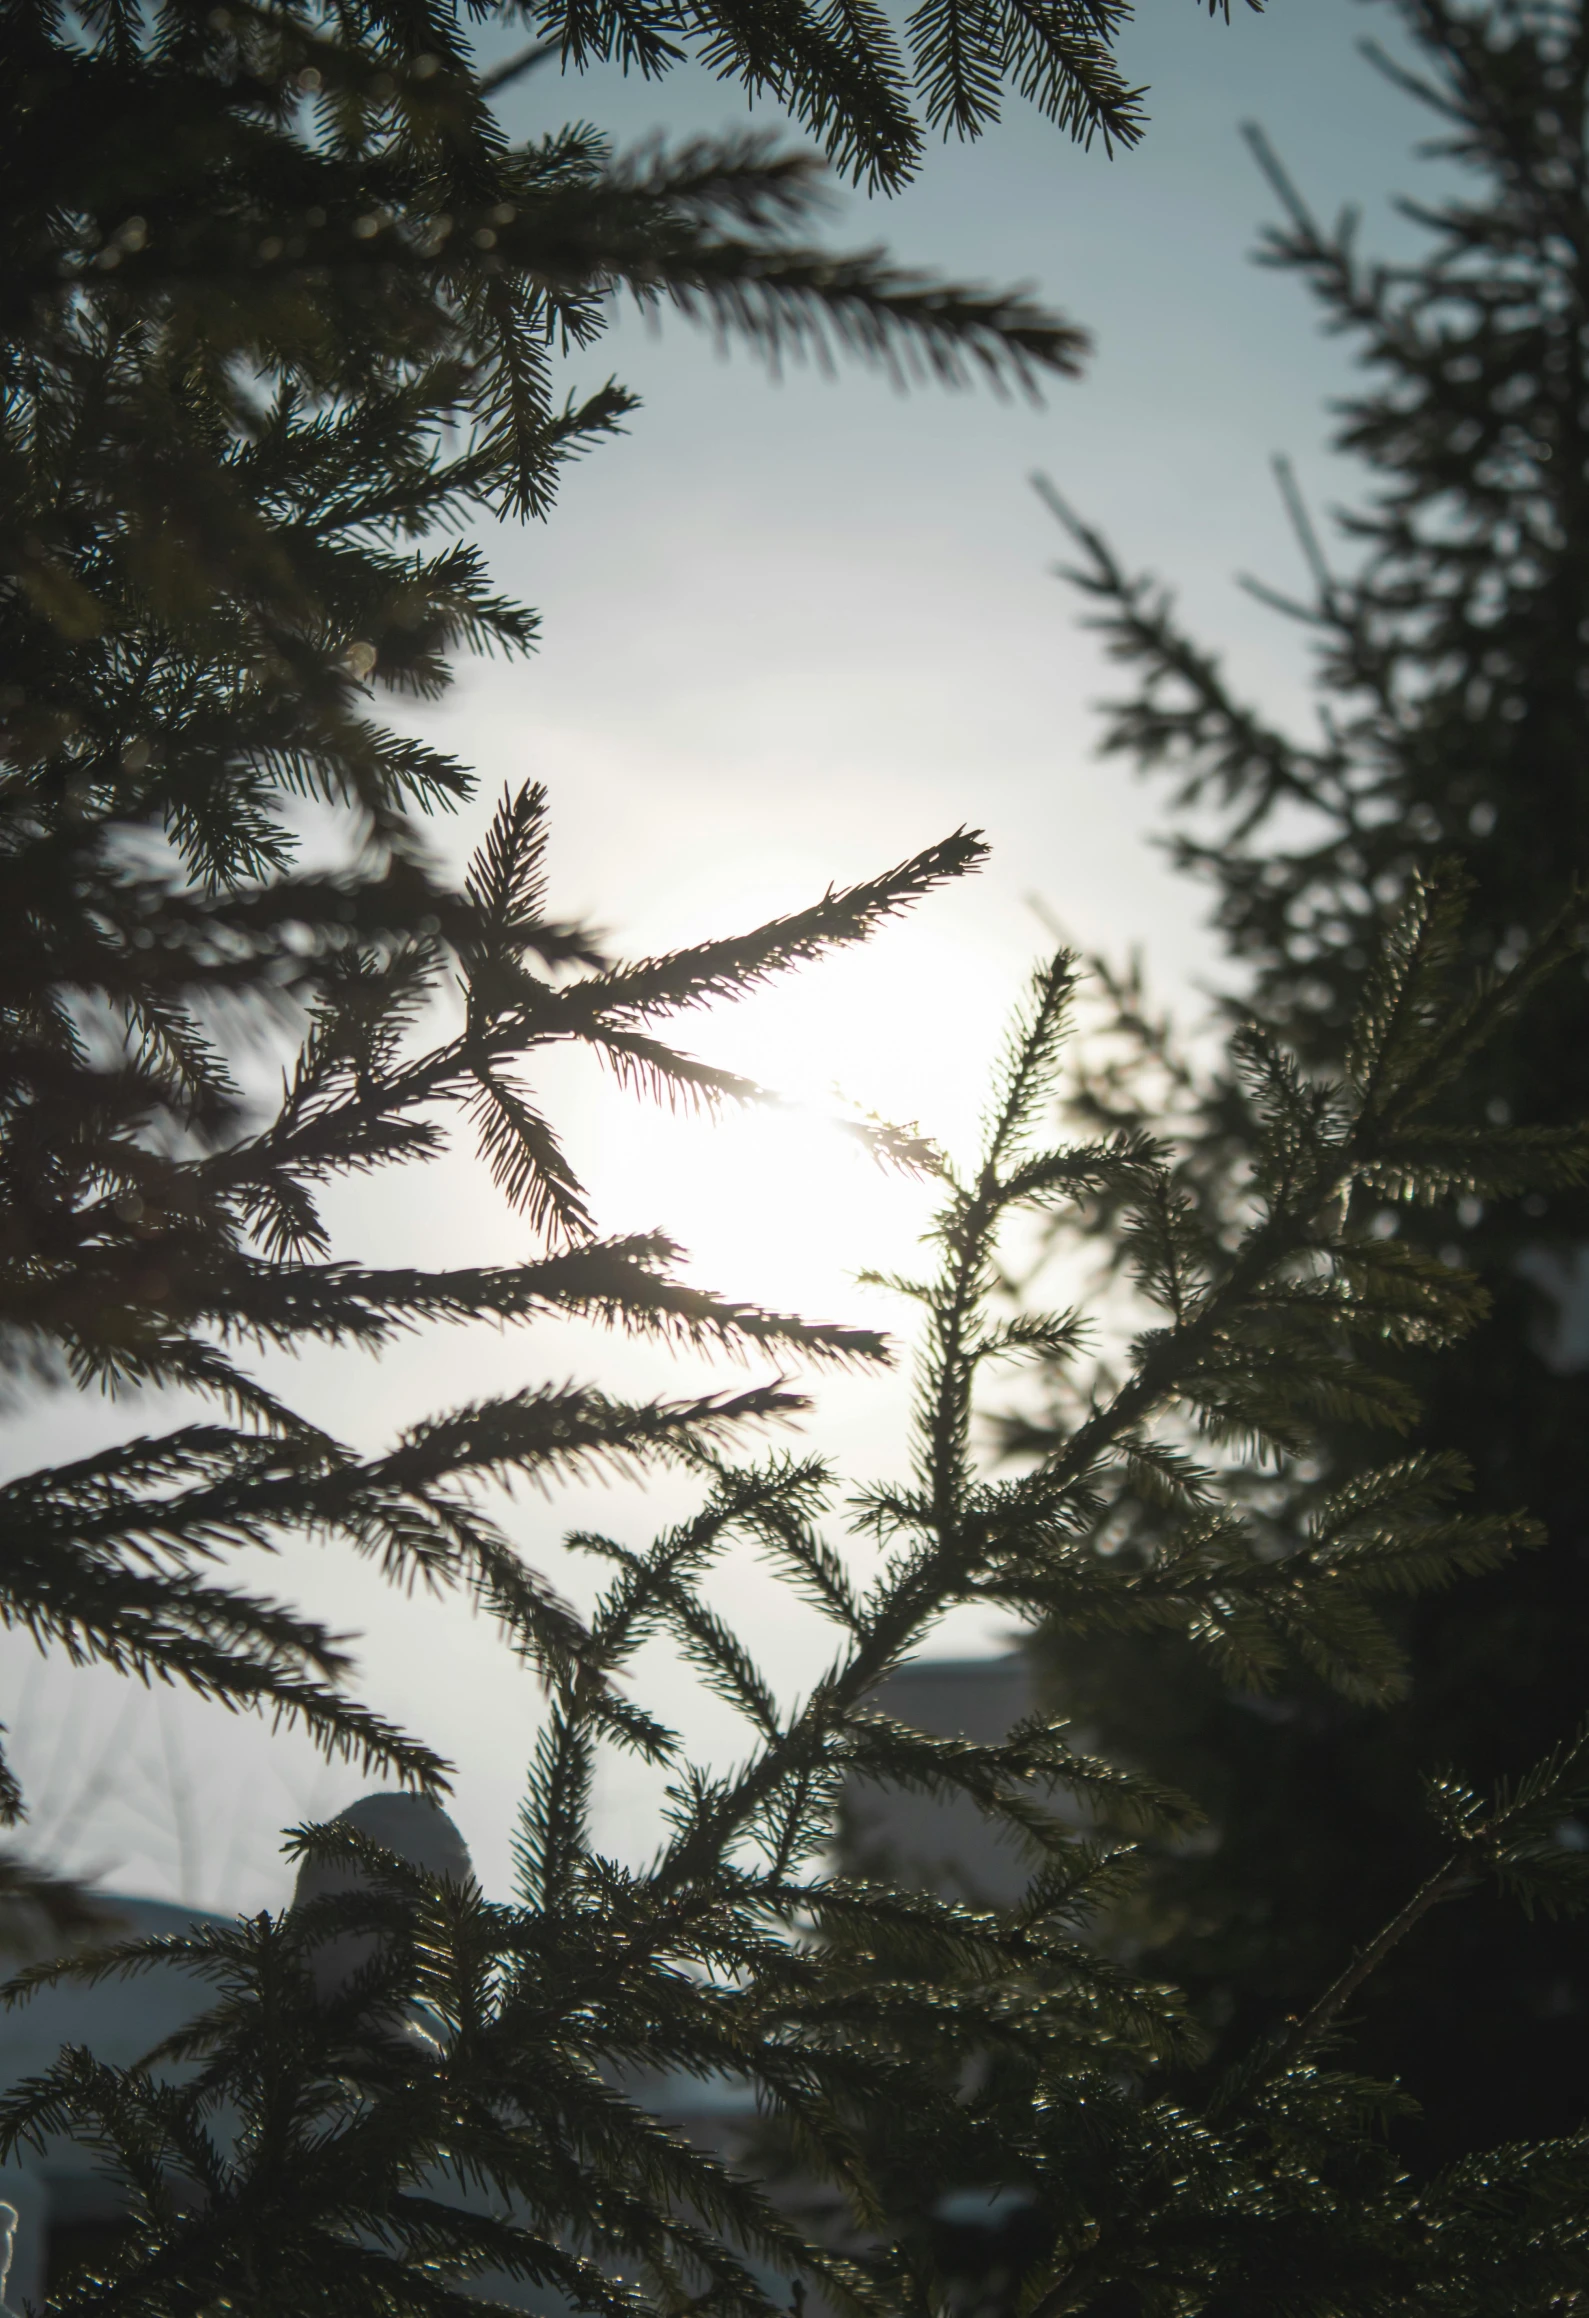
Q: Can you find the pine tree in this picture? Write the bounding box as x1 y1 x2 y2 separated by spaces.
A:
8 873 1589 2318
1025 0 1589 2165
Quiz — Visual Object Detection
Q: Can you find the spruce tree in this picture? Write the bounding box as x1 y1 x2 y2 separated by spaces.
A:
29 0 1589 2308
9 874 1589 2318
1027 0 1589 2165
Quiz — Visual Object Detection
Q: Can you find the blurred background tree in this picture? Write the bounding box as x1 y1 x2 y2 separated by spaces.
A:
1025 0 1589 2166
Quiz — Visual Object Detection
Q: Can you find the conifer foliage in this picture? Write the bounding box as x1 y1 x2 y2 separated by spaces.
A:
6 875 1589 2316
0 762 987 1805
0 0 1104 1825
1028 0 1589 2161
15 0 1589 2307
0 0 1257 1846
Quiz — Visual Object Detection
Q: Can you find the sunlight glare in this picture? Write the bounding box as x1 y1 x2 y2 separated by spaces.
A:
577 911 1029 1330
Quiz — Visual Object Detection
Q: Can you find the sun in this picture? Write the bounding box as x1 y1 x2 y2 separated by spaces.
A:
574 913 1029 1331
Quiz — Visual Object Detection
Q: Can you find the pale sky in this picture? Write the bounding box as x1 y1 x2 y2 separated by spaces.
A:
5 0 1439 1908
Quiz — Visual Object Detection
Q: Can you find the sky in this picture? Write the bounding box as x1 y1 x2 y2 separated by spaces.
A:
3 0 1449 1909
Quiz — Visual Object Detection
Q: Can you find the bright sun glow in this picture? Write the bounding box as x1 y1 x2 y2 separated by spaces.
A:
575 914 1032 1330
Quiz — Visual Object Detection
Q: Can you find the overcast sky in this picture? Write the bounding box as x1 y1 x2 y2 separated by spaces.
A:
6 0 1446 1909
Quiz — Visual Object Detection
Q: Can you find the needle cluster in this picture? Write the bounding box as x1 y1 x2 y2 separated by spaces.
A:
5 874 1589 2315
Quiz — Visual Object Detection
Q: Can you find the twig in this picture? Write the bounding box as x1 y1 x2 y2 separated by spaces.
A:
479 40 559 95
1258 1848 1478 2079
